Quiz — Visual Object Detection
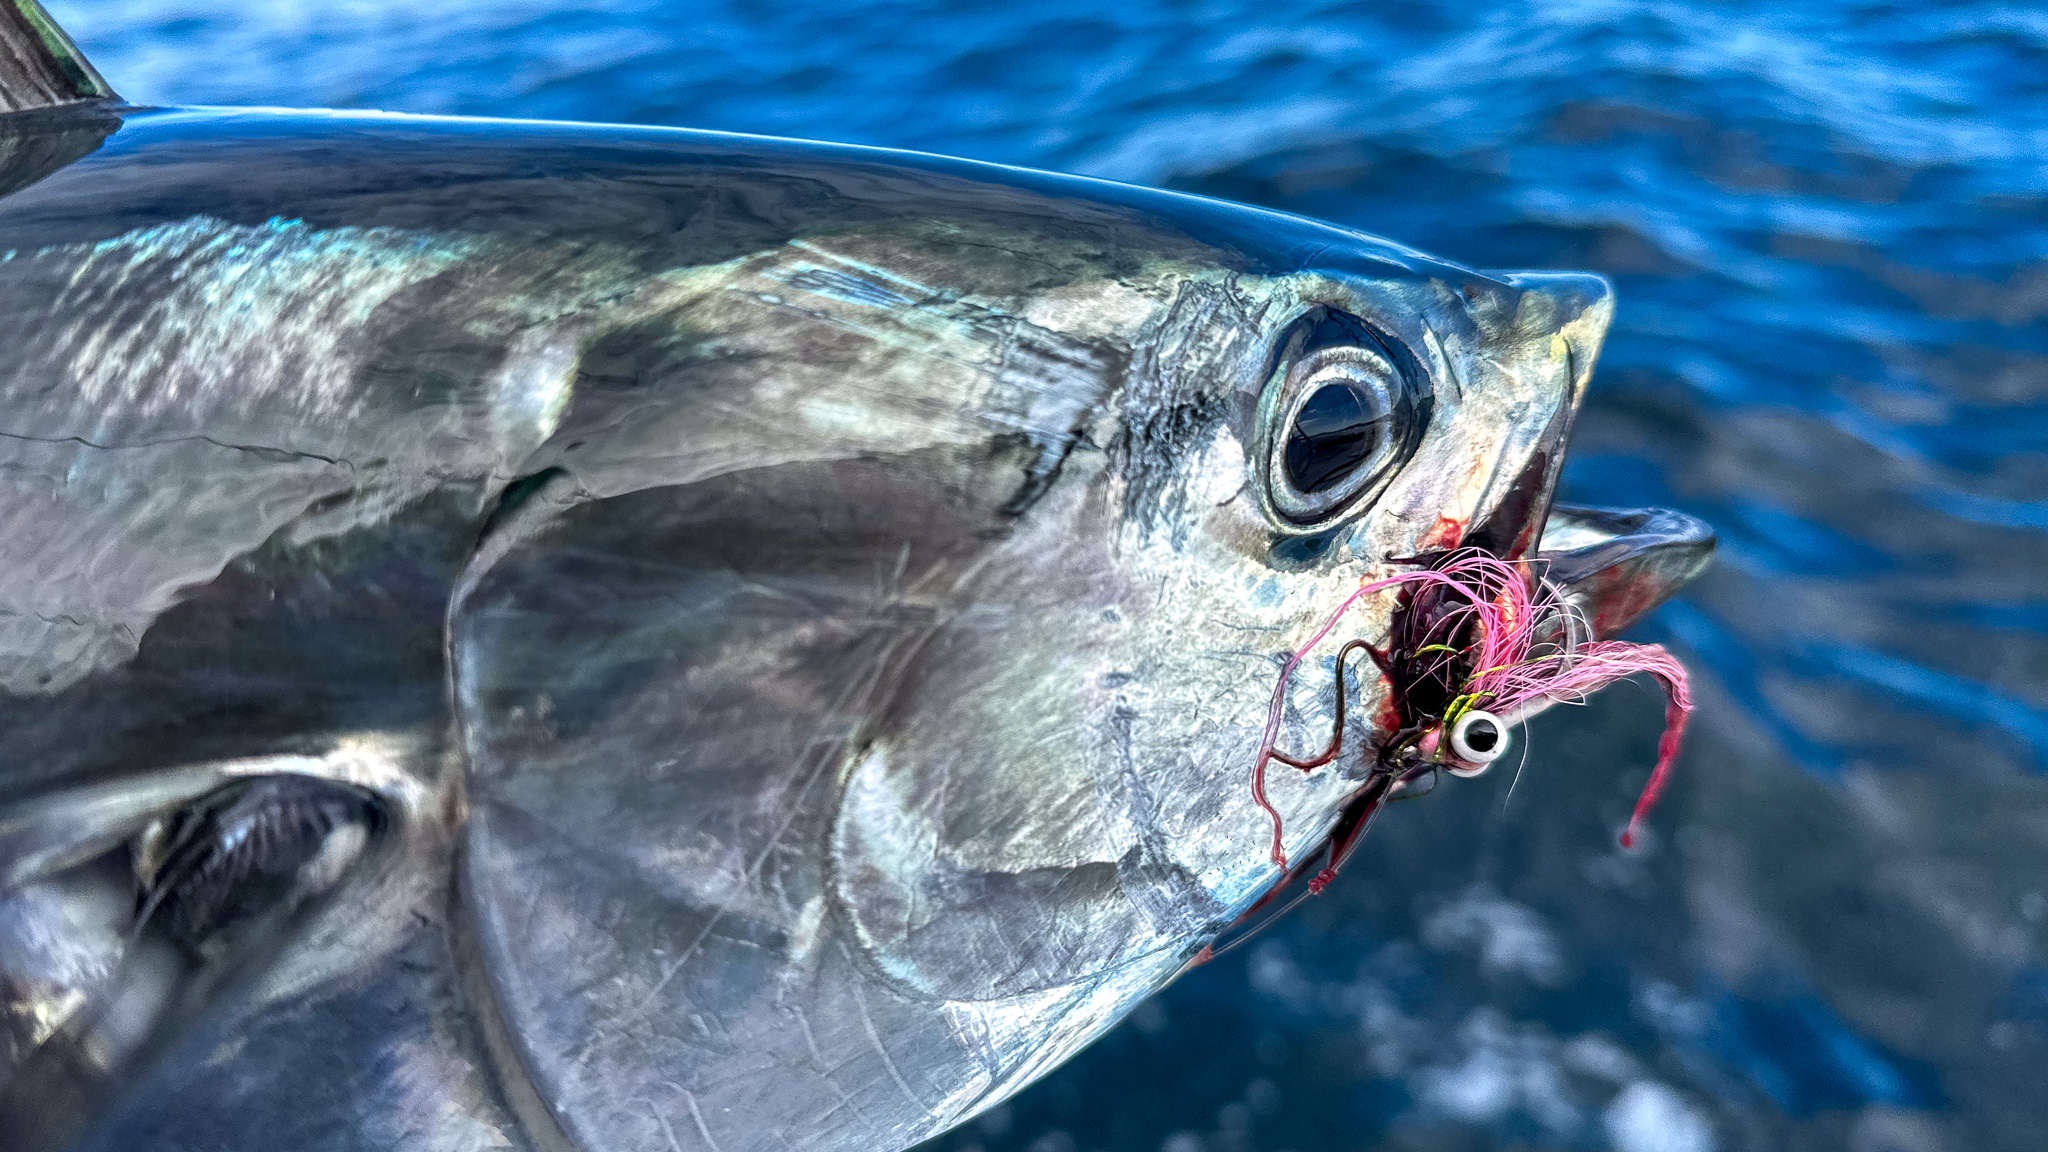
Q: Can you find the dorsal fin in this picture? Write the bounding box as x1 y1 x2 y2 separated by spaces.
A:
0 0 115 114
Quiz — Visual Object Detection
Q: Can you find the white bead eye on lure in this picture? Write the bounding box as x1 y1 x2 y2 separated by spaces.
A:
1445 709 1510 776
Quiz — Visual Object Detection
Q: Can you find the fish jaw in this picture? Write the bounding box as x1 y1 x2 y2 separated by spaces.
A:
1538 503 1717 640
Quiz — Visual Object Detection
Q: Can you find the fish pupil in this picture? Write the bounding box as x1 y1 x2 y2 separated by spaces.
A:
1284 382 1386 493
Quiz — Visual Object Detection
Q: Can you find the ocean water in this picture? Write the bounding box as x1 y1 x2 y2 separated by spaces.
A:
41 1 2048 1150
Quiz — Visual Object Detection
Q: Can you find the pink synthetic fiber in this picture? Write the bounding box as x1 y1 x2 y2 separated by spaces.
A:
1251 551 1692 867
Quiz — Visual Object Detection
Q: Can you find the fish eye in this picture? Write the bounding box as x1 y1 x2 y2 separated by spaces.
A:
1264 308 1429 528
1446 709 1510 772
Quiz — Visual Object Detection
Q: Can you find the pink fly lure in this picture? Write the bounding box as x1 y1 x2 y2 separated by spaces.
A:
1250 550 1691 869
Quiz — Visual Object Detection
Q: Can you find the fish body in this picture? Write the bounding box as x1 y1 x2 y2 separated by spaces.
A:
0 9 1712 1152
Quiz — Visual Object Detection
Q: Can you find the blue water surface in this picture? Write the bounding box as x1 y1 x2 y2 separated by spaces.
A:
44 1 2048 1149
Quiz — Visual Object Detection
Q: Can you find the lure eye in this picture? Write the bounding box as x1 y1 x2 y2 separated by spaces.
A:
1446 709 1510 773
1264 308 1429 529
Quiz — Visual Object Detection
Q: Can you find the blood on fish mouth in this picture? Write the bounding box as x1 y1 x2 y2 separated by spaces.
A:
1248 548 1693 886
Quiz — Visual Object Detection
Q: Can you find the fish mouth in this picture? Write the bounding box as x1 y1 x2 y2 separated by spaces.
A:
1377 499 1712 734
1265 499 1712 894
1368 497 1712 761
1382 399 1712 730
1225 492 1716 937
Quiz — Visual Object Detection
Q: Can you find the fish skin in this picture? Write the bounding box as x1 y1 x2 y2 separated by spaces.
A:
0 105 1681 1152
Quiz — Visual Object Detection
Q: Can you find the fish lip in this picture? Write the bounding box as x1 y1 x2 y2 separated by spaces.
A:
1535 502 1717 640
